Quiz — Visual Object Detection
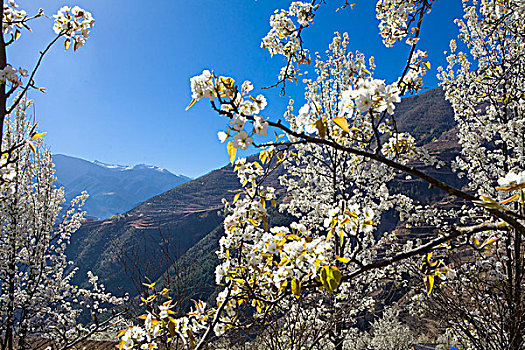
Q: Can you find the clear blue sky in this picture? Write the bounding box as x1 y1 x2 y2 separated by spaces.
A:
9 0 463 178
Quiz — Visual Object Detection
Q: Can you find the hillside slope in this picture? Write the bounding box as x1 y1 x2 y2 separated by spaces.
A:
67 162 243 295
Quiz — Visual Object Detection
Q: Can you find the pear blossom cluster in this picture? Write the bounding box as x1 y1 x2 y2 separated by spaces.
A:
189 70 269 150
293 103 317 134
398 49 429 93
381 133 417 161
261 2 315 60
2 0 28 35
189 69 215 102
117 278 214 350
339 78 401 116
0 65 22 86
0 153 15 196
376 0 430 47
260 1 316 81
53 5 95 50
118 298 211 350
119 326 157 350
498 170 525 188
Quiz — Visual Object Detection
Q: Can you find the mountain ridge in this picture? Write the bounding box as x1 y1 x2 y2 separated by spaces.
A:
53 154 191 220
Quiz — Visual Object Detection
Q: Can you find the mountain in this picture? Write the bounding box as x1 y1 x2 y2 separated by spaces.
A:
53 154 191 220
66 87 459 302
66 161 245 295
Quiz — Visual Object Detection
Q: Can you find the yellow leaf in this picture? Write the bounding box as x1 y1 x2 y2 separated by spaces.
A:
496 183 525 191
422 60 431 69
185 98 197 111
333 116 350 133
278 280 288 295
263 214 268 231
233 192 241 204
279 258 291 266
227 141 237 165
481 237 500 249
187 329 196 346
291 278 301 298
14 30 21 41
326 228 334 241
142 281 156 288
481 195 497 203
117 328 128 337
259 151 268 164
498 193 520 204
320 266 342 293
64 38 71 50
167 320 176 337
336 256 350 263
425 274 434 295
362 68 371 75
473 200 503 209
338 230 344 247
31 132 47 140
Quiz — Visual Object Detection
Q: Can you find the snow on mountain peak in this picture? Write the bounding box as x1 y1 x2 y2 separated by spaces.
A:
92 160 169 173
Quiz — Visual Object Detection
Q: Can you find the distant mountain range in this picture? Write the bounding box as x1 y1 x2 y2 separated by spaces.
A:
65 87 461 304
53 154 191 220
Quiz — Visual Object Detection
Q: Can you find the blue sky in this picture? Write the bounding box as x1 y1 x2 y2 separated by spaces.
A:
9 0 464 178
